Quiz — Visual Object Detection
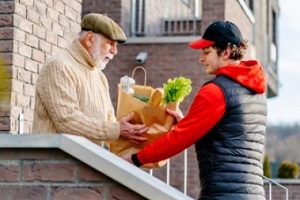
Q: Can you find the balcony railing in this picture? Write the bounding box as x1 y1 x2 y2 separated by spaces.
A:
149 150 289 199
130 0 202 37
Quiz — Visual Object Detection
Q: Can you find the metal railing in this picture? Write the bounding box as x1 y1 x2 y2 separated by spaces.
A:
149 151 289 199
264 176 289 200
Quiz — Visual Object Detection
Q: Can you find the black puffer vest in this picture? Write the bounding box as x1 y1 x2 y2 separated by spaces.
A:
195 75 267 200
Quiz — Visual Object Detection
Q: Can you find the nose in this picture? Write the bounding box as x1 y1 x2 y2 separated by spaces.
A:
199 52 205 63
110 43 118 55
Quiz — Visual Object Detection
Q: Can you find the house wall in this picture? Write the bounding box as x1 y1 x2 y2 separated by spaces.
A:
0 148 146 200
0 0 82 133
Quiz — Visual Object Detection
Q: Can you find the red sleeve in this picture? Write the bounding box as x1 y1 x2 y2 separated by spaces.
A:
137 83 226 165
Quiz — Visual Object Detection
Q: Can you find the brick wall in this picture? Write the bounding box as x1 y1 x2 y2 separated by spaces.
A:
0 148 146 200
0 148 299 200
0 1 14 132
0 0 82 134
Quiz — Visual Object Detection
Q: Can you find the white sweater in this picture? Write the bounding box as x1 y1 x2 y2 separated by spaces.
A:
32 39 120 146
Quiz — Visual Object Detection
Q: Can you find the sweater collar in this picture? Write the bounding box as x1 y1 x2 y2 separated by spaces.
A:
67 39 97 69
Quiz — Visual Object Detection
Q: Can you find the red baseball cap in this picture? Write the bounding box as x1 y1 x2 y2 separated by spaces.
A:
189 21 243 49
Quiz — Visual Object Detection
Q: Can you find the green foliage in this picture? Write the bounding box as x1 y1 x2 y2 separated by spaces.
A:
163 76 192 104
0 59 10 102
277 160 300 179
133 94 149 103
263 154 272 178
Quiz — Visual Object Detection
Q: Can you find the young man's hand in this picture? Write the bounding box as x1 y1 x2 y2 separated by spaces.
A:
166 108 184 123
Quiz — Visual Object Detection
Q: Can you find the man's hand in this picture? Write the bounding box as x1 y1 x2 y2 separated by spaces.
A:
166 108 184 123
119 113 148 144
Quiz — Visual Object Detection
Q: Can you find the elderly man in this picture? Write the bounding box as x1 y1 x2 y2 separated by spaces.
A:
32 13 148 146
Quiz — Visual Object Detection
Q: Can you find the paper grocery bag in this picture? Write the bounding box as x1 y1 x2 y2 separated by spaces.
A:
107 67 179 169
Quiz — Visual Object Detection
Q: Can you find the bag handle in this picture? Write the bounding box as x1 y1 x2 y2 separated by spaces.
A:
132 66 147 86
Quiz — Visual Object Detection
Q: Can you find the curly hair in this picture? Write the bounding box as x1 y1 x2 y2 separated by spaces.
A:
212 39 248 60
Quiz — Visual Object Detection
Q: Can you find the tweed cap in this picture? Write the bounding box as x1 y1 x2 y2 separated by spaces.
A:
81 13 126 43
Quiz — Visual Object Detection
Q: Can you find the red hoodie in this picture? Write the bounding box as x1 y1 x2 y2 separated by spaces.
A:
136 60 266 165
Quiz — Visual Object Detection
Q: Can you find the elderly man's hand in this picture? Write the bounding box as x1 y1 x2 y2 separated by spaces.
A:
119 113 148 144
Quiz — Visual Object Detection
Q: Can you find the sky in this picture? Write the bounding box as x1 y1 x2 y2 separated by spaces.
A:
266 0 300 125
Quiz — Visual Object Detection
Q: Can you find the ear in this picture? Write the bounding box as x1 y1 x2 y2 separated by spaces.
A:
223 47 231 59
83 31 94 48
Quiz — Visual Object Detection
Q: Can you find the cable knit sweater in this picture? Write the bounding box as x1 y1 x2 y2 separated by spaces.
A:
32 39 120 146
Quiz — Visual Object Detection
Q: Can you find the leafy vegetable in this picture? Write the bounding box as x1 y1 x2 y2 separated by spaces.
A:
163 77 192 103
133 94 150 103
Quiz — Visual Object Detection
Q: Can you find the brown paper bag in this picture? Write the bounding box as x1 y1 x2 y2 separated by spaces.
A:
107 67 178 169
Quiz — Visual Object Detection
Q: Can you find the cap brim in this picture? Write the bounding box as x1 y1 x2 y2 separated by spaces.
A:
188 38 214 49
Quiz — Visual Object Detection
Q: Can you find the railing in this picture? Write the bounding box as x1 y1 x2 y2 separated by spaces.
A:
149 149 188 194
130 0 202 37
150 151 289 199
264 176 289 200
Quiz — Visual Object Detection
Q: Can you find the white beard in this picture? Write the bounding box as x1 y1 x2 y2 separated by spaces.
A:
95 59 107 70
89 34 109 70
90 45 107 70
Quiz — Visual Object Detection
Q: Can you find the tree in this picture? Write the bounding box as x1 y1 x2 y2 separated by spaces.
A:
263 154 272 178
277 160 300 179
0 59 10 102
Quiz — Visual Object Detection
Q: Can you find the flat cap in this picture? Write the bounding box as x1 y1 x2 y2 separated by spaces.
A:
81 13 126 43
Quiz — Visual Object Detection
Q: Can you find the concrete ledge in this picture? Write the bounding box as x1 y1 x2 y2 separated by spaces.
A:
0 134 193 200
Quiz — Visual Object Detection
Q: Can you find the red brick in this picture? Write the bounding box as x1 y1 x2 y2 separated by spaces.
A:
0 116 10 131
52 186 104 200
77 162 111 182
108 185 146 200
0 162 19 181
0 149 52 160
0 2 14 13
0 185 48 200
0 15 13 27
0 40 13 52
22 161 76 182
50 149 75 160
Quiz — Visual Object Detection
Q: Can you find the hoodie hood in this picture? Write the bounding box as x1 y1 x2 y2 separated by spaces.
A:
215 60 266 94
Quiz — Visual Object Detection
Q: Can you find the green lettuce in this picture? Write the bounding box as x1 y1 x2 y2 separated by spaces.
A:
163 76 192 104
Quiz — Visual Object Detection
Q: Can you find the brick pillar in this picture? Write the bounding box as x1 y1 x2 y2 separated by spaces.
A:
0 0 82 134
